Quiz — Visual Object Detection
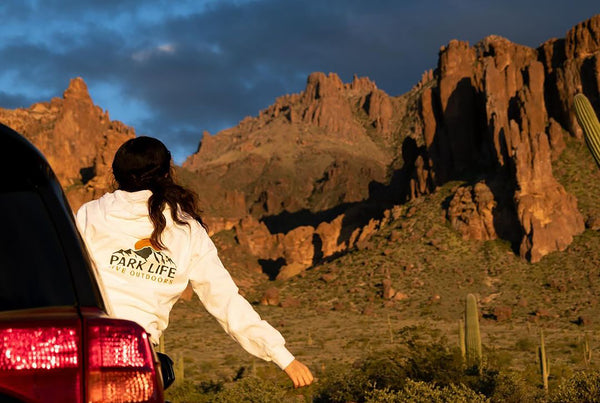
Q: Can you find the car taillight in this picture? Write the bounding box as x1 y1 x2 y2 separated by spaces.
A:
0 323 82 403
0 313 162 403
85 318 162 403
0 327 78 370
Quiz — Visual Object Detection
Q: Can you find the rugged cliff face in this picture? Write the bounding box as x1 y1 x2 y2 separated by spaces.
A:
432 15 600 262
427 35 584 262
0 78 135 210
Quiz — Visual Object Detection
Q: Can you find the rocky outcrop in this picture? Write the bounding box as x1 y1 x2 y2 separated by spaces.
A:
232 206 392 280
447 182 497 241
513 129 584 261
0 78 135 210
425 22 596 261
235 216 283 259
301 73 362 137
315 215 347 258
541 16 600 137
409 154 435 200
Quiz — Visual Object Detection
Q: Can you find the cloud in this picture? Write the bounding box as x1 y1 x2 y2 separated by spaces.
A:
0 91 37 110
132 43 177 62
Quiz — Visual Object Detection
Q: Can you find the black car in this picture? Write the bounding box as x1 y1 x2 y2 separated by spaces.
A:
0 123 164 403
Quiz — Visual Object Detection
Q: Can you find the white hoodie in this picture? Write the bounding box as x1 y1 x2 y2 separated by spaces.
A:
76 189 294 370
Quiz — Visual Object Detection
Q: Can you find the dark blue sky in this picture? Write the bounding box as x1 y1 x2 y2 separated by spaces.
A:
1 1 598 163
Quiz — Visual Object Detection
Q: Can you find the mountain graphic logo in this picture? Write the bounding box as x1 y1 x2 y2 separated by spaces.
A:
109 238 178 282
132 238 176 265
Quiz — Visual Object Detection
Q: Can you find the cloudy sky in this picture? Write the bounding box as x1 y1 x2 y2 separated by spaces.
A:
1 1 598 163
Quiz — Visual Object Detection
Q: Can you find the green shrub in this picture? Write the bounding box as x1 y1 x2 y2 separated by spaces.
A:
313 343 464 402
314 337 500 402
210 376 289 403
550 370 600 402
165 379 224 403
165 376 299 403
364 379 489 403
515 337 536 352
400 337 498 397
489 372 546 403
313 363 371 402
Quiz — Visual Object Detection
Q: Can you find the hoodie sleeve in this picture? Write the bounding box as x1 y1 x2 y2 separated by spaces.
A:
187 226 295 370
75 205 87 235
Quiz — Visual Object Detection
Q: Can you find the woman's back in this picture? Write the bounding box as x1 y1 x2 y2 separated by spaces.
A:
76 136 313 387
77 188 201 343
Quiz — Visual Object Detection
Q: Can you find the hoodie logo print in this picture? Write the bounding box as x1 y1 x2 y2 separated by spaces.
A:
108 238 177 284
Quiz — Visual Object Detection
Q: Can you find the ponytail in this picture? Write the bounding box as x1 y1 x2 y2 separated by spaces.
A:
112 136 207 250
147 174 207 250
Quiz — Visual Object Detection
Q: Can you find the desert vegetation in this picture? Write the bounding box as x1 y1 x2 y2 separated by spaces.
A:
160 131 600 402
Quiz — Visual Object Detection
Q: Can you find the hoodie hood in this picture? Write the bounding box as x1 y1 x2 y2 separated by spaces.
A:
87 190 156 240
98 190 152 220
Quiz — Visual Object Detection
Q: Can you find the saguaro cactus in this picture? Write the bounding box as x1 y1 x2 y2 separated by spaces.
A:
539 329 550 392
574 93 600 168
464 294 482 368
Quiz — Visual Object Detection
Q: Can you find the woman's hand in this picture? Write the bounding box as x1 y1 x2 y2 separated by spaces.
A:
283 359 314 388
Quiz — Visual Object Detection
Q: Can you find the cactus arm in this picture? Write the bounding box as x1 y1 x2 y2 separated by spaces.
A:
574 93 600 168
459 319 466 363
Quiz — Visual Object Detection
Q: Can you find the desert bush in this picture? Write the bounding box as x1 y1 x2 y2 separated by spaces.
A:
550 370 600 402
398 336 499 396
364 379 489 402
166 375 299 402
489 372 546 403
165 379 224 402
313 363 371 402
209 376 290 403
515 337 536 352
314 336 500 402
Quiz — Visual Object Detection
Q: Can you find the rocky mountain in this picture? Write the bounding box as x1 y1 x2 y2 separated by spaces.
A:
2 14 599 280
183 14 600 269
181 71 424 278
182 72 417 221
0 78 135 210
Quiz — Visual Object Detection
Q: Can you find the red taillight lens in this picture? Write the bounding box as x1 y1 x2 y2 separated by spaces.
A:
0 323 81 403
0 327 78 370
86 318 161 403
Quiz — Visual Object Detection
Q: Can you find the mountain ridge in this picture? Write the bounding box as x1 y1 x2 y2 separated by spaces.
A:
2 14 600 282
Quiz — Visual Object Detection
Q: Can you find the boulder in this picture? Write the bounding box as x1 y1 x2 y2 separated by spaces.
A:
260 287 280 306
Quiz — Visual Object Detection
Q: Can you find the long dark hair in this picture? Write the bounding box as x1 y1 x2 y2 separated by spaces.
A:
112 136 206 250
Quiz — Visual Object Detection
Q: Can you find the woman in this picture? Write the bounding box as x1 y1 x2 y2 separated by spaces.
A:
76 136 313 388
